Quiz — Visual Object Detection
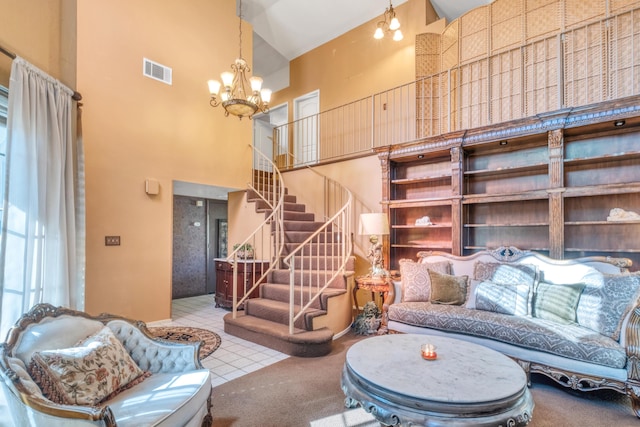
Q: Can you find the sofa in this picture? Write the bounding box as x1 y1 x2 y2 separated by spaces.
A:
383 246 640 417
0 304 213 427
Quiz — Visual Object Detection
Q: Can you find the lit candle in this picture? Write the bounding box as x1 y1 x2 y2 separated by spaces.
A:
421 343 437 360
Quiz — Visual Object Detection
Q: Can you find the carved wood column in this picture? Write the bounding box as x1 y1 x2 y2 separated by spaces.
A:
451 146 463 256
378 148 392 269
548 129 564 259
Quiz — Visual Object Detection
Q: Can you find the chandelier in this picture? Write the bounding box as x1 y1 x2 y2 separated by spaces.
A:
373 1 403 41
208 0 271 120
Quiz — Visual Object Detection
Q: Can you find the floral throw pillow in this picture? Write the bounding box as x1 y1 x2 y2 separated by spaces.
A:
29 326 150 406
400 259 451 302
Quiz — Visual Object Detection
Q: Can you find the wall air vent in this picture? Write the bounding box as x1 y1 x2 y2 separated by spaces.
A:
143 58 172 85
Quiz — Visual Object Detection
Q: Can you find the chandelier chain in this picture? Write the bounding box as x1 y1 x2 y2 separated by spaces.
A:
238 0 243 60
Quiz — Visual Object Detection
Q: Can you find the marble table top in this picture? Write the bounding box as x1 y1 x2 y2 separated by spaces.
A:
346 334 526 404
342 334 534 426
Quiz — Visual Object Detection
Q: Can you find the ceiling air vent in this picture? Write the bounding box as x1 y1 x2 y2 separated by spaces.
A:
143 58 172 85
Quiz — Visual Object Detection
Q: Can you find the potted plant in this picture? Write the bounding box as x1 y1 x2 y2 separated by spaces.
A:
233 243 254 259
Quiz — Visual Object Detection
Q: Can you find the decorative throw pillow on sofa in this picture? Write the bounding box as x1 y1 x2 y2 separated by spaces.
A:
428 270 468 305
576 272 640 340
475 281 531 316
473 262 537 286
400 259 451 302
532 282 585 324
29 326 150 406
473 262 537 315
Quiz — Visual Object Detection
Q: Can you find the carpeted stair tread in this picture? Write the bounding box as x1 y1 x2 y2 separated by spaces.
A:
269 269 352 288
278 220 329 232
245 298 326 330
255 200 307 213
283 243 342 255
260 283 346 309
223 311 333 357
289 256 349 270
246 192 295 202
284 230 340 243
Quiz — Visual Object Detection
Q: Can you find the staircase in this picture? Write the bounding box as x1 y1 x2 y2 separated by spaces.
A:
223 148 354 357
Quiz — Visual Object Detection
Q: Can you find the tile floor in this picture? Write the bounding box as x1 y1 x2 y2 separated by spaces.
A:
0 294 288 425
0 294 377 426
149 294 290 388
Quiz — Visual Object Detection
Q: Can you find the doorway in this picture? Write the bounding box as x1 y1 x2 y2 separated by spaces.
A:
171 181 235 300
254 103 288 168
293 90 319 167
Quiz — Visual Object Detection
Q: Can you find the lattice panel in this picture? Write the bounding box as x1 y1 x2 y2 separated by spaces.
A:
416 73 446 138
441 71 451 134
490 48 524 123
442 21 460 70
564 21 606 107
564 0 606 29
491 0 524 54
416 33 441 78
460 6 489 64
526 0 561 42
609 10 640 98
524 37 560 115
457 59 490 130
611 0 640 15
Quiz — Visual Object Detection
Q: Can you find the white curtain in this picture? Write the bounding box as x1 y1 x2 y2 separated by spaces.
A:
0 57 84 339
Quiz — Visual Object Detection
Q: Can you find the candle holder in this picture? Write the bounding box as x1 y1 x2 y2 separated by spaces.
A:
421 343 437 360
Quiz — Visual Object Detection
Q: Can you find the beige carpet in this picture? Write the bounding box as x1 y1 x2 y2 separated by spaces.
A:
211 331 637 426
147 326 221 360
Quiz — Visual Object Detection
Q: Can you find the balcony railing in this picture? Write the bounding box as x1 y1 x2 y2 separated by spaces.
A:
273 8 640 168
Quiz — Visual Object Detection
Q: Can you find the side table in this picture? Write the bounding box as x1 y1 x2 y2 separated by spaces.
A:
353 274 398 333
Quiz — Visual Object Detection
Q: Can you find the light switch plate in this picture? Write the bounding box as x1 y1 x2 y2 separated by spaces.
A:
105 236 121 246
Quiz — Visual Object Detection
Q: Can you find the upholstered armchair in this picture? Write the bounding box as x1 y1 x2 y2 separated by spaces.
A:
0 304 212 427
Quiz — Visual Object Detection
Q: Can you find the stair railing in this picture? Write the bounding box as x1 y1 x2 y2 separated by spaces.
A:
282 166 353 334
227 146 285 319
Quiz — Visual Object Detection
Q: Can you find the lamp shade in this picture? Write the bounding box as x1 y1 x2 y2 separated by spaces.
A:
359 213 389 236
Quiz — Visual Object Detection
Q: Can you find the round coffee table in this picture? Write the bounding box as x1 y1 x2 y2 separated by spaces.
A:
341 334 534 426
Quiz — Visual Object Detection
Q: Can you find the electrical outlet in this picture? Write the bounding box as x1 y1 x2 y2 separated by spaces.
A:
105 236 121 246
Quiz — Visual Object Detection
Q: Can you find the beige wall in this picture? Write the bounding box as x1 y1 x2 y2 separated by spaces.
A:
0 0 75 89
282 155 384 277
272 0 438 114
77 0 251 321
1 0 437 322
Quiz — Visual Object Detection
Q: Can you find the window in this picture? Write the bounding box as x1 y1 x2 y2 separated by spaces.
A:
0 85 7 238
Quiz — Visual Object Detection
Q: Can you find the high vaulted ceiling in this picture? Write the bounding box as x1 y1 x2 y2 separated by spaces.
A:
242 0 492 80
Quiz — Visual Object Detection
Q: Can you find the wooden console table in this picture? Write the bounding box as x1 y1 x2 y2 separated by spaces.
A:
214 259 268 309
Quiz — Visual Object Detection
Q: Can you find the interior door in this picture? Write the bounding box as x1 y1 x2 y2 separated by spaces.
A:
293 90 319 167
253 117 273 172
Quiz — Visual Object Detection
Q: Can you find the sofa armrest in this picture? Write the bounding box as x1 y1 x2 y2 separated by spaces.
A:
107 320 203 374
391 279 402 304
625 306 640 382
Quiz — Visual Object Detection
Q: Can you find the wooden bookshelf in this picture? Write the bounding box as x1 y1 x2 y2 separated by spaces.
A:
378 97 640 270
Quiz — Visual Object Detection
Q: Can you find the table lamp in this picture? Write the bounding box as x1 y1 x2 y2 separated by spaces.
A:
359 212 390 277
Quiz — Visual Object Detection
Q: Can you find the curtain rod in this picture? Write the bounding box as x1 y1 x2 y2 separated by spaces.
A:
0 44 82 101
